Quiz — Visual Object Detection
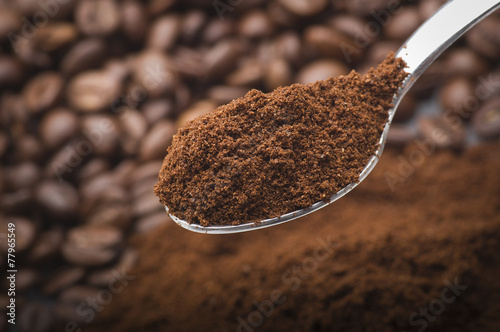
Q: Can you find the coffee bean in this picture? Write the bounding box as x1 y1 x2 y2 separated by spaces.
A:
130 161 163 184
181 10 207 43
13 268 40 292
202 19 234 44
131 176 158 199
0 189 33 214
0 131 7 159
141 98 175 126
23 72 63 114
45 140 87 181
0 216 36 252
177 100 216 127
27 227 64 263
18 301 55 332
329 14 372 46
472 97 500 139
147 14 181 51
132 50 177 98
0 8 21 39
277 0 328 17
418 0 445 20
35 180 79 220
439 77 475 118
344 0 393 16
40 108 80 150
61 38 108 75
80 183 128 215
67 224 123 251
466 16 500 59
33 23 78 53
267 2 299 28
112 159 137 186
384 7 421 41
81 114 121 156
14 37 52 68
132 190 162 218
365 41 400 68
148 0 175 16
16 135 43 163
4 162 39 191
393 93 417 123
53 302 87 324
0 56 25 87
58 285 101 304
238 10 274 39
386 124 417 147
296 59 348 84
80 173 119 202
417 116 465 149
207 86 249 105
203 39 244 81
139 119 177 161
264 58 293 90
76 158 111 183
87 249 137 286
121 0 148 43
304 25 354 60
67 70 123 112
226 59 264 87
75 0 121 37
119 108 148 141
135 211 171 234
61 242 118 267
444 48 489 78
273 32 303 67
43 267 86 296
87 204 132 229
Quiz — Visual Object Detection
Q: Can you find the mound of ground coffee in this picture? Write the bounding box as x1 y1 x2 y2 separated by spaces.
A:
155 53 407 226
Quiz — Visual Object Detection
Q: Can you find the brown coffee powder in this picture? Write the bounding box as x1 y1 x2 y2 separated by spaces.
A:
154 53 407 226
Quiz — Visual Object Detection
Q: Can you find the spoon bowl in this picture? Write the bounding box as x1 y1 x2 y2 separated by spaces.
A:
168 0 500 234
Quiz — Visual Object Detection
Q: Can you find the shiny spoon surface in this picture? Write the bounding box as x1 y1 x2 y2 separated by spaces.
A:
167 0 500 234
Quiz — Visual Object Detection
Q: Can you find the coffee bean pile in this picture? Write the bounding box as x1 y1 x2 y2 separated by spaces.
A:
0 0 499 330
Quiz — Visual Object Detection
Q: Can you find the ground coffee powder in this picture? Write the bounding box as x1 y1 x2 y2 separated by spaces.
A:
154 53 407 226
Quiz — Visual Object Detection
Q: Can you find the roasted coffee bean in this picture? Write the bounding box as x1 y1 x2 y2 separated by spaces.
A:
418 0 445 20
132 50 176 98
22 72 63 114
135 211 171 234
444 48 488 78
75 0 120 37
27 227 64 262
81 114 121 156
272 32 303 67
4 162 39 191
40 108 79 150
386 124 417 147
58 285 101 304
264 58 293 90
33 23 78 53
112 159 137 186
329 15 372 46
439 77 475 118
131 176 157 199
177 100 217 127
344 0 393 16
0 216 36 252
147 14 181 51
0 189 33 213
76 158 111 183
80 183 128 215
80 173 119 201
42 267 86 296
18 301 55 332
62 242 119 267
45 140 88 181
61 38 108 75
15 135 43 163
121 0 148 43
393 93 417 123
87 249 137 286
0 131 7 159
202 19 234 44
13 37 52 68
266 1 299 28
181 10 207 43
130 161 163 184
87 205 132 229
148 0 175 16
238 10 274 39
67 70 123 112
304 25 355 61
67 224 123 250
203 39 244 81
119 108 148 141
466 15 500 59
226 59 264 87
13 268 40 292
277 0 328 17
472 97 500 139
0 8 22 39
35 180 79 220
296 59 348 84
0 56 25 87
139 119 177 161
207 86 249 105
384 7 421 41
417 116 465 149
132 190 162 218
365 41 400 68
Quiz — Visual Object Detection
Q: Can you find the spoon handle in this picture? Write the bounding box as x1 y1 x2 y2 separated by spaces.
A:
394 0 500 107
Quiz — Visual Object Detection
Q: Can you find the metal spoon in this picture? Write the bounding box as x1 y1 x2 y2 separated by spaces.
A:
167 0 500 234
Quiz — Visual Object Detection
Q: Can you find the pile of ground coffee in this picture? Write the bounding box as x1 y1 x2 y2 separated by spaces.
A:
155 53 407 226
87 143 500 332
